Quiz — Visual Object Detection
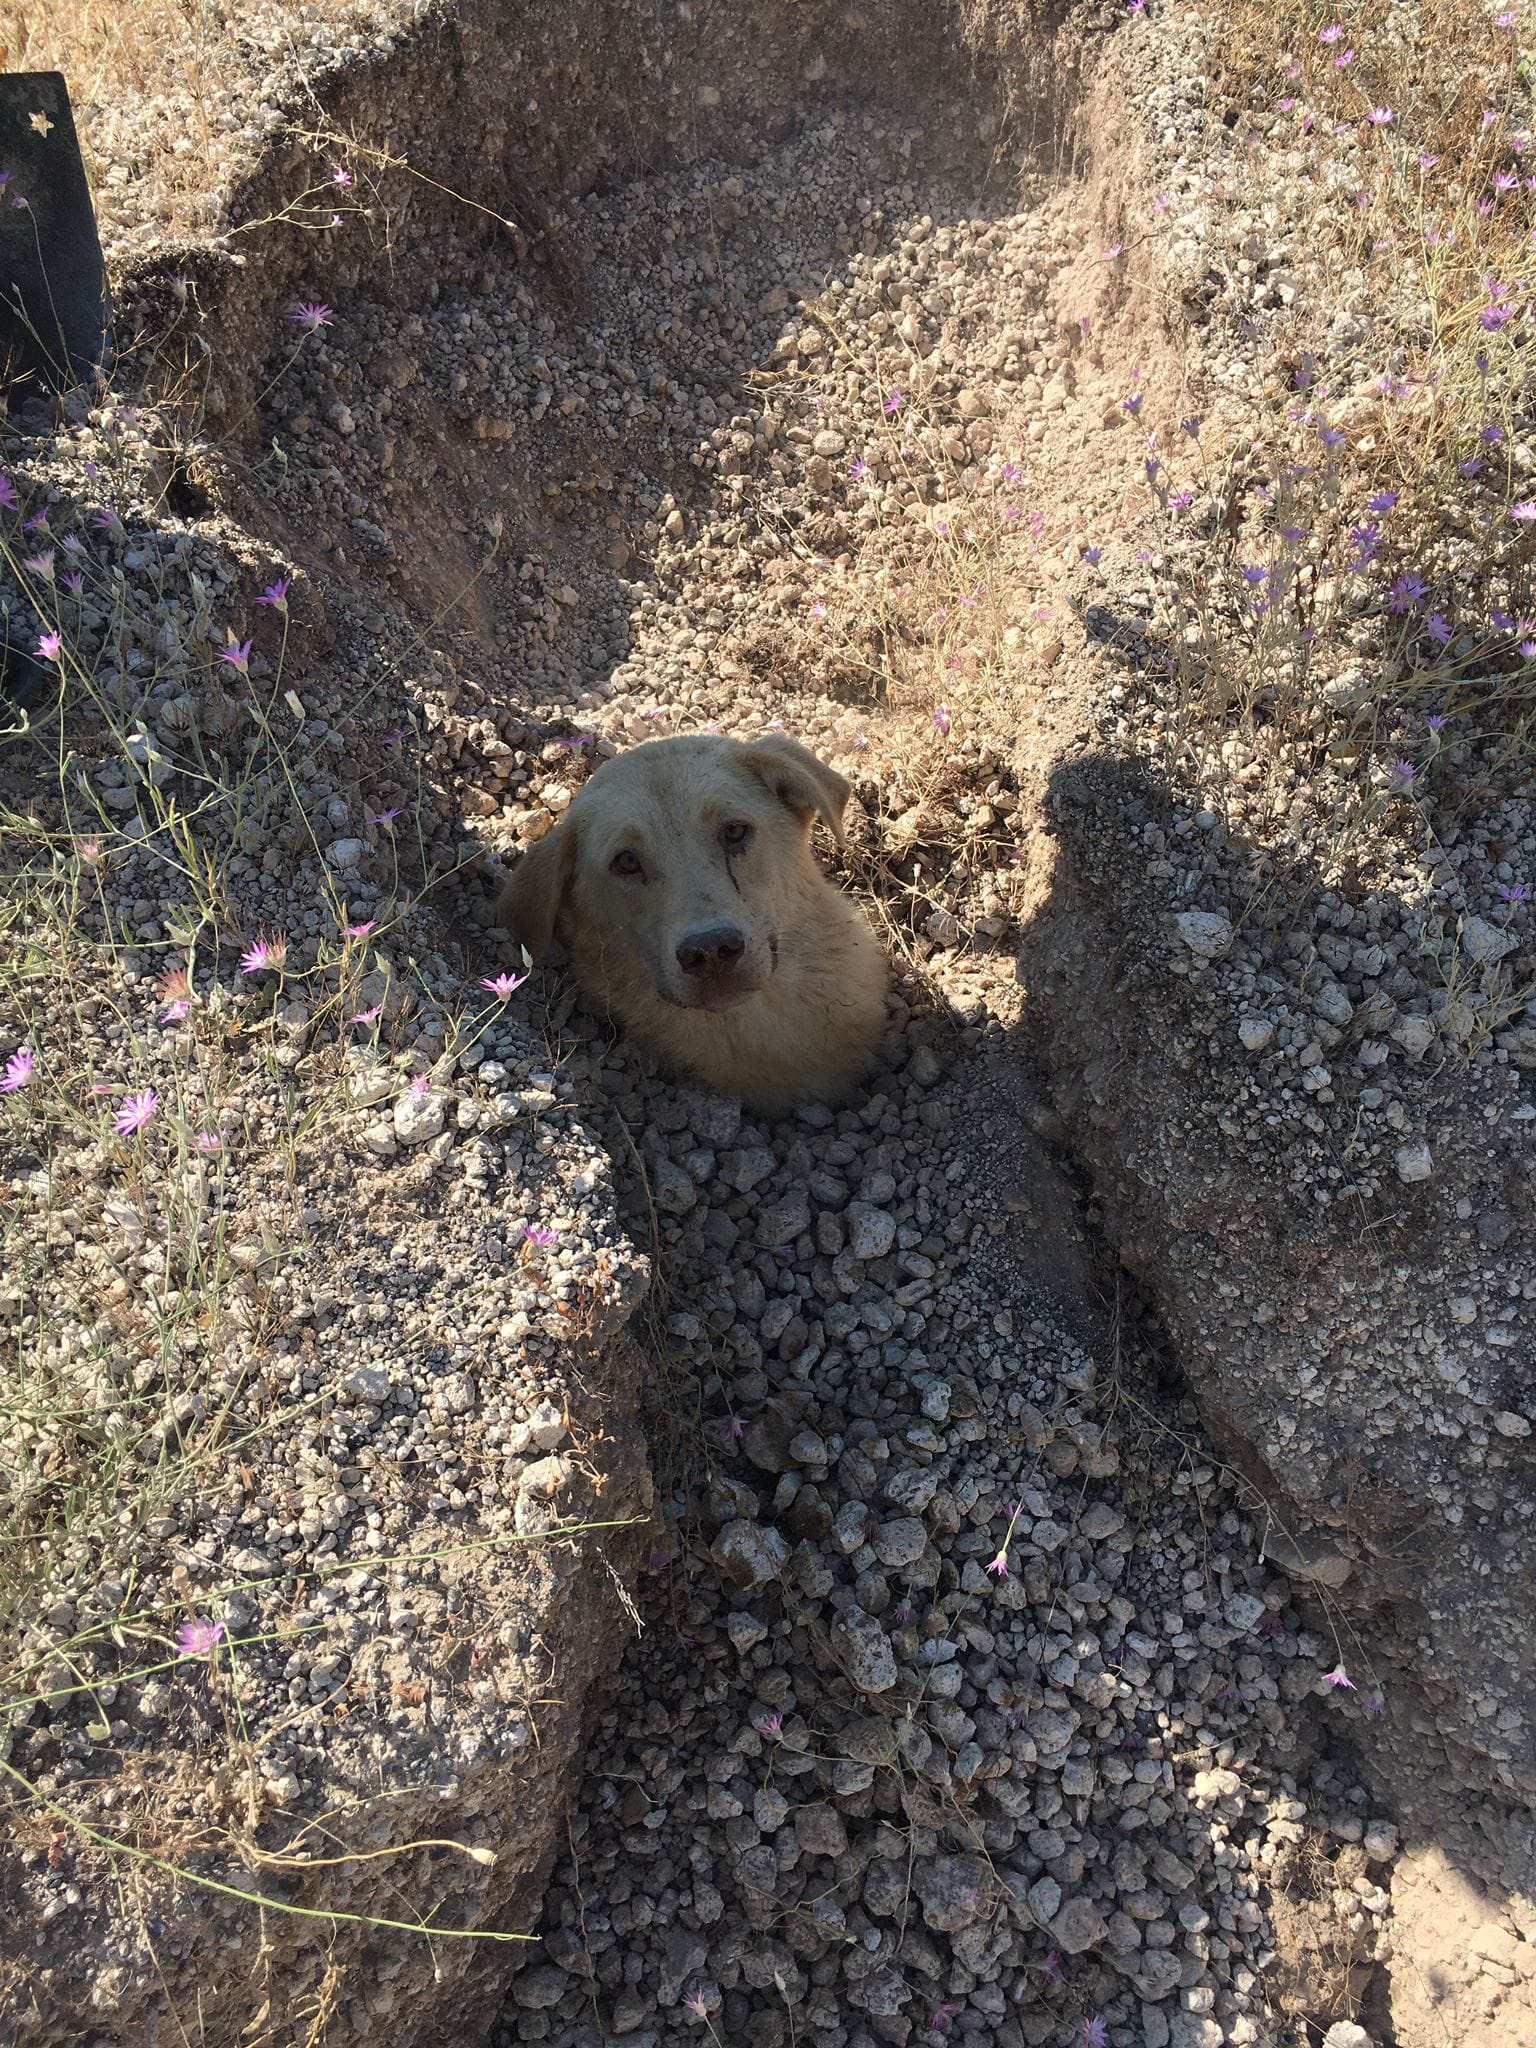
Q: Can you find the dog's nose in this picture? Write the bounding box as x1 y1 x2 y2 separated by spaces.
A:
676 923 747 976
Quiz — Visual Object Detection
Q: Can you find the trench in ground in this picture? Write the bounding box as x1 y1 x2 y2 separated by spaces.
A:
203 25 1393 2045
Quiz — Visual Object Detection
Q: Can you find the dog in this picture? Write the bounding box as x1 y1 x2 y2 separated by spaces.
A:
496 732 889 1111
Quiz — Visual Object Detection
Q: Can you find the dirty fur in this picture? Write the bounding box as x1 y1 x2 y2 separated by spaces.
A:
497 734 889 1111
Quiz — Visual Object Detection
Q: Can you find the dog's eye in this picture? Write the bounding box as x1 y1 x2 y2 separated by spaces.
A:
610 849 644 878
721 820 753 850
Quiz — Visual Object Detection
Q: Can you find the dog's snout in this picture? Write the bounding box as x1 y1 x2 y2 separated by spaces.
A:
676 923 747 976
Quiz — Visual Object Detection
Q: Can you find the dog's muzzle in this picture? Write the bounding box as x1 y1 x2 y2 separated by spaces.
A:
669 921 770 1011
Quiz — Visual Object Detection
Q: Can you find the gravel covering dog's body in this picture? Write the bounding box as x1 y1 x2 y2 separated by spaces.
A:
497 733 889 1110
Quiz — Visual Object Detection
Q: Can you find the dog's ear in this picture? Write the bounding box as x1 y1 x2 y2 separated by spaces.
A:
738 734 850 843
495 820 577 957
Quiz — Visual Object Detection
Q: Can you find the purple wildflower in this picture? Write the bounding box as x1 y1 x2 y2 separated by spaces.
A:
1389 571 1430 612
176 1617 226 1658
1348 520 1382 569
1426 614 1452 647
1367 489 1399 513
1510 501 1536 521
987 1551 1010 1577
523 1224 560 1246
1085 2022 1110 2048
884 388 904 415
341 919 376 938
114 1089 159 1137
0 475 16 510
36 630 62 661
850 457 869 481
369 806 402 827
290 302 334 331
932 704 952 737
759 1712 783 1737
481 971 529 997
1 1048 35 1092
218 638 253 671
256 577 291 609
1367 107 1394 126
240 934 288 974
1321 1663 1357 1689
1389 760 1417 788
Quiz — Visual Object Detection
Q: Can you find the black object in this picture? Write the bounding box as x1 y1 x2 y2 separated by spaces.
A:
0 71 110 401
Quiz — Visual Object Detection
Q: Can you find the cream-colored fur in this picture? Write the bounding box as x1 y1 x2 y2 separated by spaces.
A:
496 733 889 1111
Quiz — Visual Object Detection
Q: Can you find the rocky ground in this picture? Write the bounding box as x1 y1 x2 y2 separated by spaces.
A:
1 0 1533 2045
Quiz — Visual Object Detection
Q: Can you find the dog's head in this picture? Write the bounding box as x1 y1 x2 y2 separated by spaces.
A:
496 733 850 1013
